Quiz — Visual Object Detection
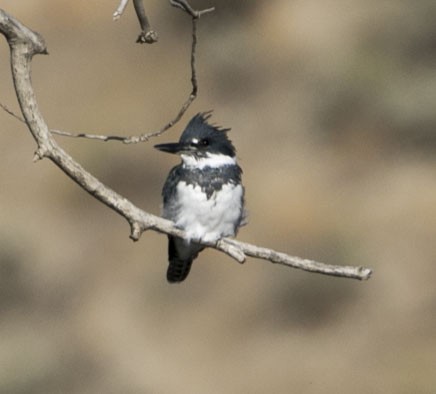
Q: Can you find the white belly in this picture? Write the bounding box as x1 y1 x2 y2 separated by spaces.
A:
174 181 243 242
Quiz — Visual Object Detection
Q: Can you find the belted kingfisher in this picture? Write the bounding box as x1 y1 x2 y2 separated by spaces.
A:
154 112 245 283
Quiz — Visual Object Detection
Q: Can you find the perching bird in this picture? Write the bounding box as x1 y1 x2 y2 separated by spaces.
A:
154 112 245 283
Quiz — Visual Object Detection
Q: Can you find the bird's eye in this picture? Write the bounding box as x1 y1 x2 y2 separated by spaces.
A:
200 139 209 146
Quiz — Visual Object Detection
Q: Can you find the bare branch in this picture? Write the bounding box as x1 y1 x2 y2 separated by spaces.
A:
0 8 373 281
0 102 23 122
113 0 158 44
170 0 215 18
222 239 372 280
7 1 208 143
133 0 158 44
113 0 129 20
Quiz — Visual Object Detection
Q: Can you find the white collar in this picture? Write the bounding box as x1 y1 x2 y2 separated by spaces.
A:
181 153 236 169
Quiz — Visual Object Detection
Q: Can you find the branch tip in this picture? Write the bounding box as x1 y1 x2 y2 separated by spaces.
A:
33 147 48 162
196 7 215 18
113 0 129 20
359 267 373 280
216 240 246 263
136 30 158 44
130 222 144 241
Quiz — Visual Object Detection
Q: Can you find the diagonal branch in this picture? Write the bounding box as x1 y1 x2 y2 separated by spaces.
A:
0 8 373 281
113 0 130 20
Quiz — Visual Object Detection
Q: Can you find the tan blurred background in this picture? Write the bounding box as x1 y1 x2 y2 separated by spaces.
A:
1 1 436 393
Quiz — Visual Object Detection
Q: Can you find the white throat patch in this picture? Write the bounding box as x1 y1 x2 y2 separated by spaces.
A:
181 153 237 169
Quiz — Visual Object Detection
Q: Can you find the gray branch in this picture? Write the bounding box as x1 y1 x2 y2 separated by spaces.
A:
169 0 215 18
113 0 158 44
0 8 372 281
113 0 214 45
113 0 129 20
46 2 207 143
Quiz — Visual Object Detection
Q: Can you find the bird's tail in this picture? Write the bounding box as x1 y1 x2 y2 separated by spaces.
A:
166 236 203 283
167 256 193 283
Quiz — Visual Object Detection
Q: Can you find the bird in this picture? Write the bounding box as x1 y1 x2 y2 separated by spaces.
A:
154 112 245 283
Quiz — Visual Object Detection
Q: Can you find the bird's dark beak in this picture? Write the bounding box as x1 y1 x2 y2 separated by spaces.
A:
154 142 183 154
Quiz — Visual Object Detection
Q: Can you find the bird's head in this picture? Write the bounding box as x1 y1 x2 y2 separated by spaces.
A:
154 112 236 161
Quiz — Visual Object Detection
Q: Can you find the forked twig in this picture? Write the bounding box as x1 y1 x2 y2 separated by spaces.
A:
48 15 201 143
0 0 213 143
170 0 215 18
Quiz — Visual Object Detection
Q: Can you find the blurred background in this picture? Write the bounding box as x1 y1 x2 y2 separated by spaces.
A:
1 1 436 393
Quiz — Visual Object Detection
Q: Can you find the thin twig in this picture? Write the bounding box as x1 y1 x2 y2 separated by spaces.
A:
48 17 200 143
1 1 210 143
0 102 23 122
170 0 215 18
125 17 199 143
1 103 119 141
113 0 158 43
113 0 129 20
0 8 373 281
133 0 158 44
